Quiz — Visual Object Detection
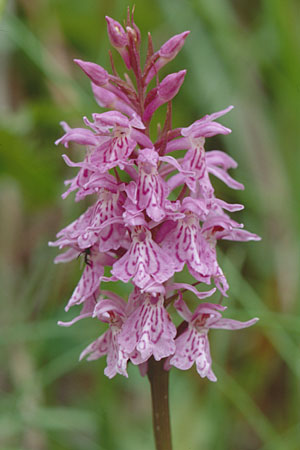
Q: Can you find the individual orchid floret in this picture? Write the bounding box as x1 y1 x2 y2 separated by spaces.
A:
80 295 129 378
105 16 131 69
143 70 186 122
169 296 259 381
77 189 126 252
49 204 95 249
111 225 175 292
166 106 234 153
119 292 177 364
127 147 170 222
144 31 190 84
164 107 235 193
85 110 150 150
56 111 151 174
161 204 228 293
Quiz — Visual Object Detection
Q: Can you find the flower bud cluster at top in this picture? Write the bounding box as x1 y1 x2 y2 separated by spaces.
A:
50 9 260 381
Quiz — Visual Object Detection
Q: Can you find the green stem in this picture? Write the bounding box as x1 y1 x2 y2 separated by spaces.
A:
147 358 172 450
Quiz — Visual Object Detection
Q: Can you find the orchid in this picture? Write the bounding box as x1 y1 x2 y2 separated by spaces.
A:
50 9 260 450
168 295 259 381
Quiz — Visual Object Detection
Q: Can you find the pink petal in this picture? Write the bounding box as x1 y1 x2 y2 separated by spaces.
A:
56 127 98 148
168 283 216 300
58 295 97 327
208 166 244 190
111 226 175 290
210 317 259 330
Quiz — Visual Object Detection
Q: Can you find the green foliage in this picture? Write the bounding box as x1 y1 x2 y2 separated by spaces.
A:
0 0 299 449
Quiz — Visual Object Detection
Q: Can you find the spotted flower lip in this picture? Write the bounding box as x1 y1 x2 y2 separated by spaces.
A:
119 292 177 363
52 12 260 381
111 225 175 292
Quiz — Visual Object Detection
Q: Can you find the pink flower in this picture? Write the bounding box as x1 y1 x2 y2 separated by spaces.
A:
119 292 176 363
160 200 228 294
49 188 127 252
55 121 98 148
165 106 235 192
56 111 151 173
77 189 126 252
169 296 259 381
80 294 129 378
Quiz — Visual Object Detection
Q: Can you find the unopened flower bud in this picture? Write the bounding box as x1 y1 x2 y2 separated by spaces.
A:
105 16 131 69
74 59 109 86
144 32 190 84
143 70 186 122
105 16 128 48
126 25 140 46
158 70 186 101
159 31 190 60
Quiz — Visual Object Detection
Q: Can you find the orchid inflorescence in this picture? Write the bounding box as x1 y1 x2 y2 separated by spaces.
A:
50 10 260 382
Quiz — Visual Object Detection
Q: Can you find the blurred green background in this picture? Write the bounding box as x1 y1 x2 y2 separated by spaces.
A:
1 0 300 449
